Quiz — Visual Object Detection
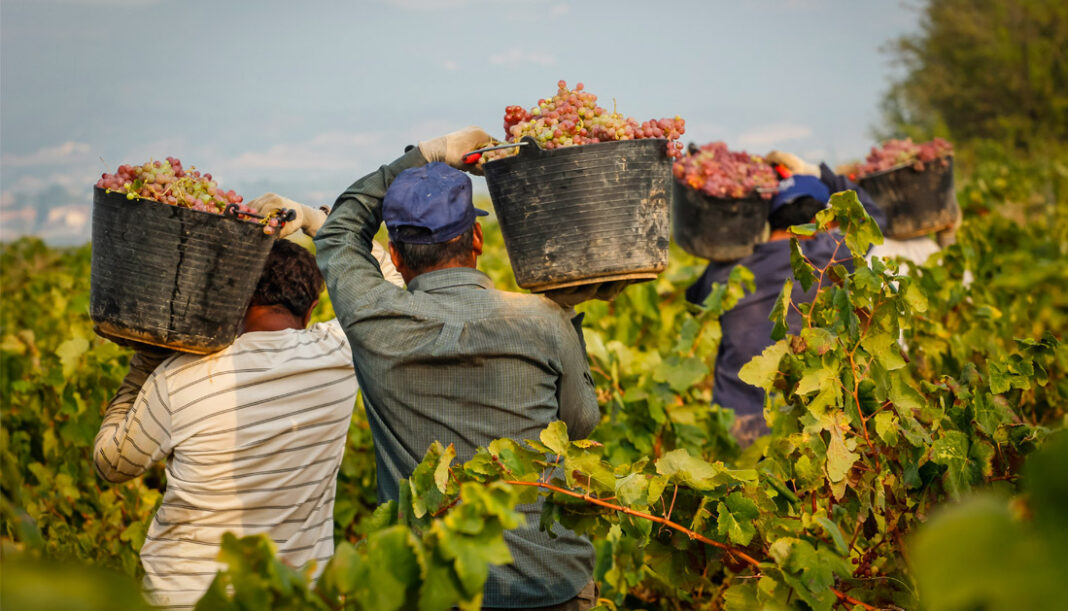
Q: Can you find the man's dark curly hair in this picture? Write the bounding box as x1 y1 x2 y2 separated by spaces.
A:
248 239 323 318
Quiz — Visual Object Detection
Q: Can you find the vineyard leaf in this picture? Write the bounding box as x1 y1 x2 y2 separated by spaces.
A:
861 332 906 371
410 442 450 518
801 327 837 355
539 421 570 457
418 552 465 611
826 425 858 483
654 355 709 393
55 337 89 378
434 523 512 598
790 238 815 292
769 278 794 341
119 521 145 552
814 516 848 556
738 340 790 390
904 281 928 313
932 431 970 500
890 377 926 411
873 411 899 446
360 527 421 611
655 449 722 491
722 580 761 611
564 452 615 493
717 492 759 546
435 444 457 493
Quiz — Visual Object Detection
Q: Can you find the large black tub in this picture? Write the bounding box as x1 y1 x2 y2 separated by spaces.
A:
482 137 672 292
90 187 276 354
672 182 771 261
858 156 959 239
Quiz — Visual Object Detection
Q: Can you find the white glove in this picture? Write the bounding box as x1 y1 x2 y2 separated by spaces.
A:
418 126 493 174
245 193 327 238
371 241 405 287
765 151 821 177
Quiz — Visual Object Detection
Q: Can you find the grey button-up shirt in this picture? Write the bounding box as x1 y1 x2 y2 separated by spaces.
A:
314 147 600 608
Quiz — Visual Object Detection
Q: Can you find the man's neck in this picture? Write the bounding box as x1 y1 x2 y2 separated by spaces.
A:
242 306 305 334
402 259 477 285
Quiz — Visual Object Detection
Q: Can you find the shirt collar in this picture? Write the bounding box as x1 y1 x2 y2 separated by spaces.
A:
407 267 495 293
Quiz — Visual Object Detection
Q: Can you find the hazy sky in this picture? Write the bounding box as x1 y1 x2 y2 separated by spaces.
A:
0 0 918 243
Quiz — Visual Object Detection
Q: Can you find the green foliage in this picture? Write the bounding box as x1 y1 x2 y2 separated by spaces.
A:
909 433 1068 610
2 174 1067 609
880 0 1068 148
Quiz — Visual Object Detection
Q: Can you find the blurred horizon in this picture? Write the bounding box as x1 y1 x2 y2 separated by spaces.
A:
0 0 918 245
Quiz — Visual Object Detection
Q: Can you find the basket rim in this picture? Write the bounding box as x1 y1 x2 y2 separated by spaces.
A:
855 154 954 181
482 136 670 168
93 185 268 228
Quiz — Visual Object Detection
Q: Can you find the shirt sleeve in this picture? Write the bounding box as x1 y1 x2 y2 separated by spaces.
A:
94 352 174 483
553 311 601 440
314 147 426 336
819 162 888 236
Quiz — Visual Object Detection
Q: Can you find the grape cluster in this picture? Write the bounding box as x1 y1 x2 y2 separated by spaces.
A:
673 142 779 200
96 158 279 232
484 81 686 162
844 138 954 178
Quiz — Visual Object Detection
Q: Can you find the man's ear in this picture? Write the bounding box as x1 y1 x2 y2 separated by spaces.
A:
302 299 319 328
472 222 484 257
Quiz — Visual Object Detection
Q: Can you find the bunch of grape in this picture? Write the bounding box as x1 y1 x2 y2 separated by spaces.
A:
483 81 686 163
846 138 954 178
96 158 280 232
673 142 779 199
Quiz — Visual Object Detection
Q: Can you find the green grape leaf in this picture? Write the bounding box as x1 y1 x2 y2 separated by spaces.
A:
790 238 816 292
769 278 794 341
717 492 759 546
931 431 971 500
653 355 710 393
655 449 723 491
826 424 858 483
861 332 906 371
738 340 790 390
539 421 570 457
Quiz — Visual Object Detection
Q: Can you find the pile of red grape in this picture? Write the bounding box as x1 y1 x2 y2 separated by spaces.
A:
843 138 954 178
673 142 779 199
96 158 280 232
484 81 686 162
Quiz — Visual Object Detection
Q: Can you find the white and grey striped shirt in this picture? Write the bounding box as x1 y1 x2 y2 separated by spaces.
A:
94 320 358 610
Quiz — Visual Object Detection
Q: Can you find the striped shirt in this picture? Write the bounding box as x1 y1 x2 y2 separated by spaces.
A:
93 320 357 610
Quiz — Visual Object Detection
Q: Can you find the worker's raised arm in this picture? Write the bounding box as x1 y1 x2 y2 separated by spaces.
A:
313 147 427 332
94 348 175 483
314 127 491 333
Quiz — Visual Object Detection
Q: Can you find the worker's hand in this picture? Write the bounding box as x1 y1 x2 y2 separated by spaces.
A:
245 193 328 238
418 126 493 174
765 151 821 177
543 281 631 308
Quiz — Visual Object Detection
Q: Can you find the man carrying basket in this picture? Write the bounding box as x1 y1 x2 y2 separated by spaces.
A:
686 152 887 446
94 224 401 609
300 126 601 610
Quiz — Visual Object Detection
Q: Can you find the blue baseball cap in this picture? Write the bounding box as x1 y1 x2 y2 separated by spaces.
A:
382 162 489 244
770 175 831 214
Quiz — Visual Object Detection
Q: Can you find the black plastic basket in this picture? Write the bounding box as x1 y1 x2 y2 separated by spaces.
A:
482 137 672 291
90 187 276 354
857 156 959 239
672 182 770 261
